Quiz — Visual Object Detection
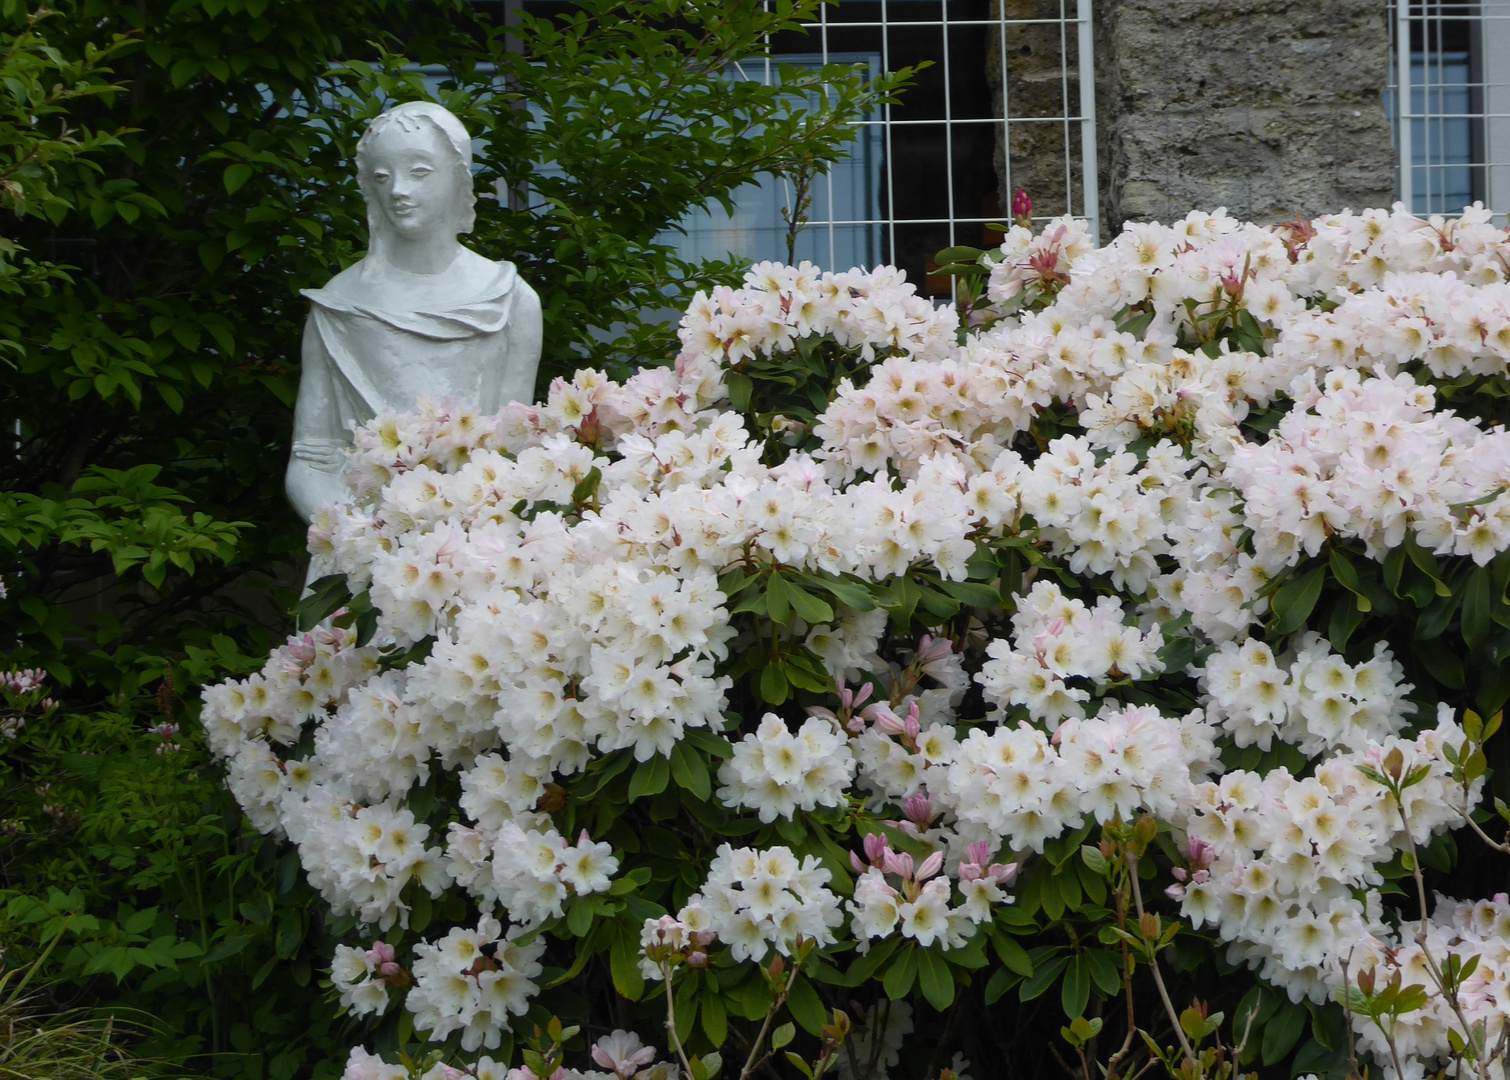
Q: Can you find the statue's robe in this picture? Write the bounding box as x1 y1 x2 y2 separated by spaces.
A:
287 255 540 586
289 257 526 481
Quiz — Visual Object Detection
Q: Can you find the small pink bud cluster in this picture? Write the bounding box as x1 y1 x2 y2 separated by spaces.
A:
1 668 46 695
364 941 407 986
152 721 181 755
958 840 1019 888
871 699 923 752
900 792 941 836
1164 836 1216 901
808 679 884 735
1 668 58 724
885 634 959 701
914 634 955 680
640 914 715 972
850 832 944 898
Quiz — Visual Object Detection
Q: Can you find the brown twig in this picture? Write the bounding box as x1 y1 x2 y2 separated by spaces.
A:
738 954 804 1080
1395 805 1491 1080
1126 855 1197 1067
660 960 698 1080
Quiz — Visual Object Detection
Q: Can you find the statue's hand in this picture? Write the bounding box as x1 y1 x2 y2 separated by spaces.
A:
286 454 350 524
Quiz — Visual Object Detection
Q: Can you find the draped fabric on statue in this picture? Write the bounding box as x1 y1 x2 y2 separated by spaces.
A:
291 260 521 474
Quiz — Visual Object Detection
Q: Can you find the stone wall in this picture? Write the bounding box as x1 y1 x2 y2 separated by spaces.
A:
1092 0 1396 234
989 1 1397 237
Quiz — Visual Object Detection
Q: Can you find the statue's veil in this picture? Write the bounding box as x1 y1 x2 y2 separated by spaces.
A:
354 101 478 268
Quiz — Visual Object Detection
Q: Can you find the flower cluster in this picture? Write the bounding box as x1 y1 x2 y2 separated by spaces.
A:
942 702 1218 855
1227 368 1510 565
1200 633 1414 754
1347 895 1510 1076
716 713 856 822
341 1029 674 1080
1 667 58 738
203 203 1510 1080
647 844 843 969
977 580 1165 728
848 832 1017 948
1174 713 1480 1009
332 940 406 1017
405 917 546 1052
446 817 618 928
282 791 448 931
678 261 960 370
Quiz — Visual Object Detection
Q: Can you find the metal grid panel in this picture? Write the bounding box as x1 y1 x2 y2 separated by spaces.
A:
801 1 1097 257
732 0 1099 288
1388 0 1510 224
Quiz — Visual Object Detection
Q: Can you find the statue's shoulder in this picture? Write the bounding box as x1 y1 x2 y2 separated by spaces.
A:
302 259 371 307
454 248 525 297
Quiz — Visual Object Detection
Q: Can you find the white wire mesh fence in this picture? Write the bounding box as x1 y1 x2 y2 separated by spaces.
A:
1388 0 1510 225
657 0 1099 292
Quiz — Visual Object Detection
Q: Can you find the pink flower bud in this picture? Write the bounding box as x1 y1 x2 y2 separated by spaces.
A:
873 707 905 736
692 930 716 949
287 635 318 662
987 862 1018 885
959 863 982 882
883 851 914 879
915 635 953 677
916 851 944 881
1185 836 1215 870
852 682 874 709
378 961 402 978
1171 867 1188 883
863 832 889 864
1165 883 1187 901
850 851 867 874
686 951 708 968
903 793 934 826
967 840 991 866
1012 188 1033 221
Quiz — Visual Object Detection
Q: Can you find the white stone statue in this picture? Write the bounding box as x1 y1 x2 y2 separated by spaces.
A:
287 101 542 522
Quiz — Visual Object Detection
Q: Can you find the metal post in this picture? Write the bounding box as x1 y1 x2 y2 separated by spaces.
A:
503 0 527 214
1077 0 1100 244
998 5 1012 228
1397 0 1415 211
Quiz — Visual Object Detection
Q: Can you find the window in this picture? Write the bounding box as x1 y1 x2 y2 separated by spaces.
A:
1388 0 1510 224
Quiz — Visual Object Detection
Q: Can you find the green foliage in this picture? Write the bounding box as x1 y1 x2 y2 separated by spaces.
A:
0 932 200 1080
0 3 136 351
0 659 361 1079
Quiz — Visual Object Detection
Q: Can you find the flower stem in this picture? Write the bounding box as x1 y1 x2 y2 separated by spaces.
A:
1126 854 1197 1068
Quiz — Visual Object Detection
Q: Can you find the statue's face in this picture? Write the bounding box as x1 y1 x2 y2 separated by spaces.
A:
363 121 458 239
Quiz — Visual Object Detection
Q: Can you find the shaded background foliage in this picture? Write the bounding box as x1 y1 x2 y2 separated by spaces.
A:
0 1 904 1076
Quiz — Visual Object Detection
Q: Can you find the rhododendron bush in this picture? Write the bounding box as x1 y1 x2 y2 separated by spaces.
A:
203 203 1510 1080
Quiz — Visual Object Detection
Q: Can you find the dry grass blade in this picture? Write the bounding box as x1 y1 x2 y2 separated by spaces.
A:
0 931 208 1080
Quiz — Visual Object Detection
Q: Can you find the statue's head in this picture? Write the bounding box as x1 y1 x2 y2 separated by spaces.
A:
355 101 476 256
